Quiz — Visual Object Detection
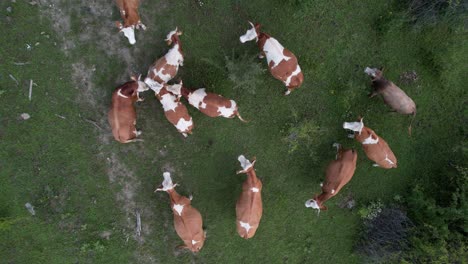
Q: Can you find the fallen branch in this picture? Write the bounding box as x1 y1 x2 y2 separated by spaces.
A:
55 114 66 119
12 62 31 65
29 80 33 101
136 210 142 236
9 74 19 85
82 117 103 130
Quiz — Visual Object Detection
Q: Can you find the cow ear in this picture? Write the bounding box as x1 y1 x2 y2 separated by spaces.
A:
115 21 123 30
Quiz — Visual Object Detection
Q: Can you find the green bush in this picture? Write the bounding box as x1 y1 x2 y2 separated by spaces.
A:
225 51 266 95
283 119 325 162
404 0 467 26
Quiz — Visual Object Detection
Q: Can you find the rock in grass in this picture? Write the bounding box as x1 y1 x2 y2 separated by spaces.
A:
20 113 30 120
25 203 36 215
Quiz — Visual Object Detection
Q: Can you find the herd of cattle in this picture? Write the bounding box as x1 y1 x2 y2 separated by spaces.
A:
108 0 417 252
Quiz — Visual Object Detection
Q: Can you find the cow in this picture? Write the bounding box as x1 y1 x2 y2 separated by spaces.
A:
115 0 146 45
305 143 357 212
235 155 263 239
144 28 184 85
145 79 194 137
365 67 417 134
155 172 206 252
343 118 397 169
166 81 247 122
108 78 148 143
240 22 303 95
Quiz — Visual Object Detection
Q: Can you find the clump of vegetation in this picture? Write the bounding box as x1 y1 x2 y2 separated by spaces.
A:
225 51 266 94
356 202 414 263
405 0 467 26
283 119 325 162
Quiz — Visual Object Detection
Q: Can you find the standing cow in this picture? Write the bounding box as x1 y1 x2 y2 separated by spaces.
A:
305 144 357 212
155 172 206 252
240 22 303 95
144 28 184 85
365 67 416 134
235 155 263 239
115 0 146 44
145 79 194 137
343 118 397 169
108 79 148 143
166 81 247 122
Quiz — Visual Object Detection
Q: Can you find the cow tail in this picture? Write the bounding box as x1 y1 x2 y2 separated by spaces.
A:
408 111 416 136
236 111 248 123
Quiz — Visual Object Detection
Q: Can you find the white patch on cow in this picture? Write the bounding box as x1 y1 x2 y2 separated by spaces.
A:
240 22 258 43
165 28 178 41
166 83 182 96
117 89 129 98
238 155 253 171
188 88 208 109
165 44 183 66
373 163 380 167
159 94 179 112
362 134 379 145
263 38 291 68
251 187 259 193
343 120 364 134
239 221 252 233
173 204 184 216
331 189 335 194
320 182 323 187
284 65 302 86
217 100 237 117
191 240 199 245
121 26 136 45
151 66 173 83
364 67 378 77
176 117 193 133
384 154 395 165
144 77 164 94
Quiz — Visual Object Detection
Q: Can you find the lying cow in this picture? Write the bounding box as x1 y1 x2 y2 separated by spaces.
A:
236 155 263 239
240 22 303 95
365 67 416 134
145 28 184 84
155 172 206 252
343 118 397 168
166 81 247 122
108 78 148 143
305 144 357 212
145 79 194 137
115 0 146 44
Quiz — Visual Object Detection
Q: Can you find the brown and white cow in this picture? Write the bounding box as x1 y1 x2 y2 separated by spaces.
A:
166 81 247 122
240 22 304 95
108 79 148 143
343 118 397 169
144 28 184 85
155 172 206 252
145 79 194 137
305 143 357 212
365 67 417 134
115 0 146 45
235 155 263 239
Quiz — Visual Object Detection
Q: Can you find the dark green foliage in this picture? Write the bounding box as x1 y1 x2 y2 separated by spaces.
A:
405 0 468 26
224 51 266 94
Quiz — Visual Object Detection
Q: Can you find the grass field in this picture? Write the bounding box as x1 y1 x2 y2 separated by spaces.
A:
0 0 466 263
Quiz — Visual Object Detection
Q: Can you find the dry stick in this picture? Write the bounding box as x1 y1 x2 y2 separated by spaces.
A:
9 74 19 85
29 80 33 101
12 62 31 65
55 114 66 119
82 118 103 130
136 210 142 237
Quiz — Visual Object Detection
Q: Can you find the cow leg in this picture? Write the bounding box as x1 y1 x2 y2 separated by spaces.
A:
368 91 379 98
347 134 355 139
372 163 380 167
124 138 144 143
284 89 291 96
258 52 265 59
182 133 188 138
133 130 142 136
139 21 147 30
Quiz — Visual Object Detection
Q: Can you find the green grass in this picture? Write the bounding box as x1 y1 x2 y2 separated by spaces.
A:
0 0 466 263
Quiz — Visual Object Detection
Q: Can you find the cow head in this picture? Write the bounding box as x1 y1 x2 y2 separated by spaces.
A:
305 195 327 213
116 21 136 45
343 117 364 135
240 22 261 43
155 172 178 192
143 77 164 94
237 155 256 174
364 67 384 79
131 74 149 93
166 27 183 46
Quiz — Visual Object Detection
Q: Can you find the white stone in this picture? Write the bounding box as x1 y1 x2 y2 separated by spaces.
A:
20 113 30 120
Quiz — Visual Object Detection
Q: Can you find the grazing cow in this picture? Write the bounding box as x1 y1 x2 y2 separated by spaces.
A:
305 143 357 212
115 0 146 45
108 79 148 143
155 172 206 252
144 28 184 85
166 81 247 122
365 67 416 134
240 22 304 95
145 79 194 137
235 155 263 239
343 118 397 169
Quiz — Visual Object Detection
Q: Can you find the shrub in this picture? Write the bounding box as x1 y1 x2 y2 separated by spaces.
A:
283 119 325 162
224 51 266 95
405 0 467 26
